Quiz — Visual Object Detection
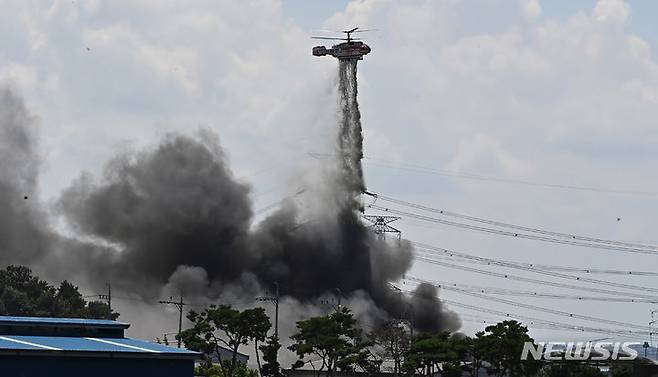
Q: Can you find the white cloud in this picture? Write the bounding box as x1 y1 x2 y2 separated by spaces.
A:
521 0 541 19
83 25 199 94
593 0 630 25
22 7 48 50
0 63 38 91
323 0 383 31
439 32 550 78
627 35 651 61
446 134 530 177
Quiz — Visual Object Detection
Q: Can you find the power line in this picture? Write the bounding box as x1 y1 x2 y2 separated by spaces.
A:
254 188 306 215
414 249 658 277
369 204 658 255
367 192 658 250
362 157 658 197
452 288 647 330
401 277 658 304
413 242 658 295
399 289 651 339
457 316 645 338
406 277 648 330
413 255 658 301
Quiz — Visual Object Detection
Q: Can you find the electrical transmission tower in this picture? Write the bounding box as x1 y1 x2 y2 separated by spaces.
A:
361 190 402 240
362 214 402 240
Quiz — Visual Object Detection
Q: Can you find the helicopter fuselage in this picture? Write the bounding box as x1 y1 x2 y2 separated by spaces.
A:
312 41 371 60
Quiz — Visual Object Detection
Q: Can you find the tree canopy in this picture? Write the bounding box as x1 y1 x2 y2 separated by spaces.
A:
369 320 411 375
402 332 470 377
289 307 373 377
538 363 606 377
259 335 284 377
178 305 271 377
473 320 541 377
0 265 118 319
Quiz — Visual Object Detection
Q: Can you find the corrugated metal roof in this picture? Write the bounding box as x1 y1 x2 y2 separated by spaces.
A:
0 335 199 356
0 316 130 328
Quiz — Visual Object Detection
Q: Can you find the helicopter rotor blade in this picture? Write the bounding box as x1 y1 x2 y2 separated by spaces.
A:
311 30 343 34
311 36 349 41
353 29 377 33
344 27 359 33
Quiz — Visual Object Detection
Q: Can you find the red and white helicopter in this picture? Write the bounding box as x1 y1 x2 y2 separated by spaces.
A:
312 27 373 61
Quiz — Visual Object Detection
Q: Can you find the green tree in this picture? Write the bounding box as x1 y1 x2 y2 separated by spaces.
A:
370 321 410 375
195 362 258 377
539 363 606 377
177 305 271 377
402 332 465 376
289 307 372 377
54 280 87 317
86 300 119 320
475 320 541 377
259 335 284 377
609 364 634 377
0 265 118 319
449 334 474 376
0 265 56 316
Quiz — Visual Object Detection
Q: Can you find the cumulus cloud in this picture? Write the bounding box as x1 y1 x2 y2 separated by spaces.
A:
323 0 381 31
446 134 530 177
521 0 541 19
0 64 38 91
593 0 630 25
439 32 549 78
83 25 199 94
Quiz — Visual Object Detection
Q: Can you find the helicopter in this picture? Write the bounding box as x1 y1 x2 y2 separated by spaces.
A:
312 27 372 61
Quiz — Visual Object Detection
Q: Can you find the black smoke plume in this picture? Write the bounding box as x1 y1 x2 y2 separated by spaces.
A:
0 89 52 265
0 60 460 335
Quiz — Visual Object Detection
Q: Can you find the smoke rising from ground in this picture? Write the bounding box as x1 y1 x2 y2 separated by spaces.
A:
0 89 51 265
0 60 460 338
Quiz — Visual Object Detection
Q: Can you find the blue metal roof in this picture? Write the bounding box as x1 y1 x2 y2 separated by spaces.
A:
0 316 130 328
0 335 199 356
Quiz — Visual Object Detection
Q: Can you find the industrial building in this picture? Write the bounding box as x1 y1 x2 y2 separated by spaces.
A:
0 316 200 377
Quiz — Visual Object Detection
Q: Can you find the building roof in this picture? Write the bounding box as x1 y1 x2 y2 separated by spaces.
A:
0 316 200 360
0 335 200 359
0 316 130 329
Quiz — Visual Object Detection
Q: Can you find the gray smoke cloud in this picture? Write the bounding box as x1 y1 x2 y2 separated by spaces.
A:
0 60 460 337
0 88 52 265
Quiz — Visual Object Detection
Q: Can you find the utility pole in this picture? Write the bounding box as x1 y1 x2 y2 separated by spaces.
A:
644 310 658 354
257 282 280 339
274 282 279 338
389 284 414 341
649 309 658 349
97 283 112 320
159 296 187 348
